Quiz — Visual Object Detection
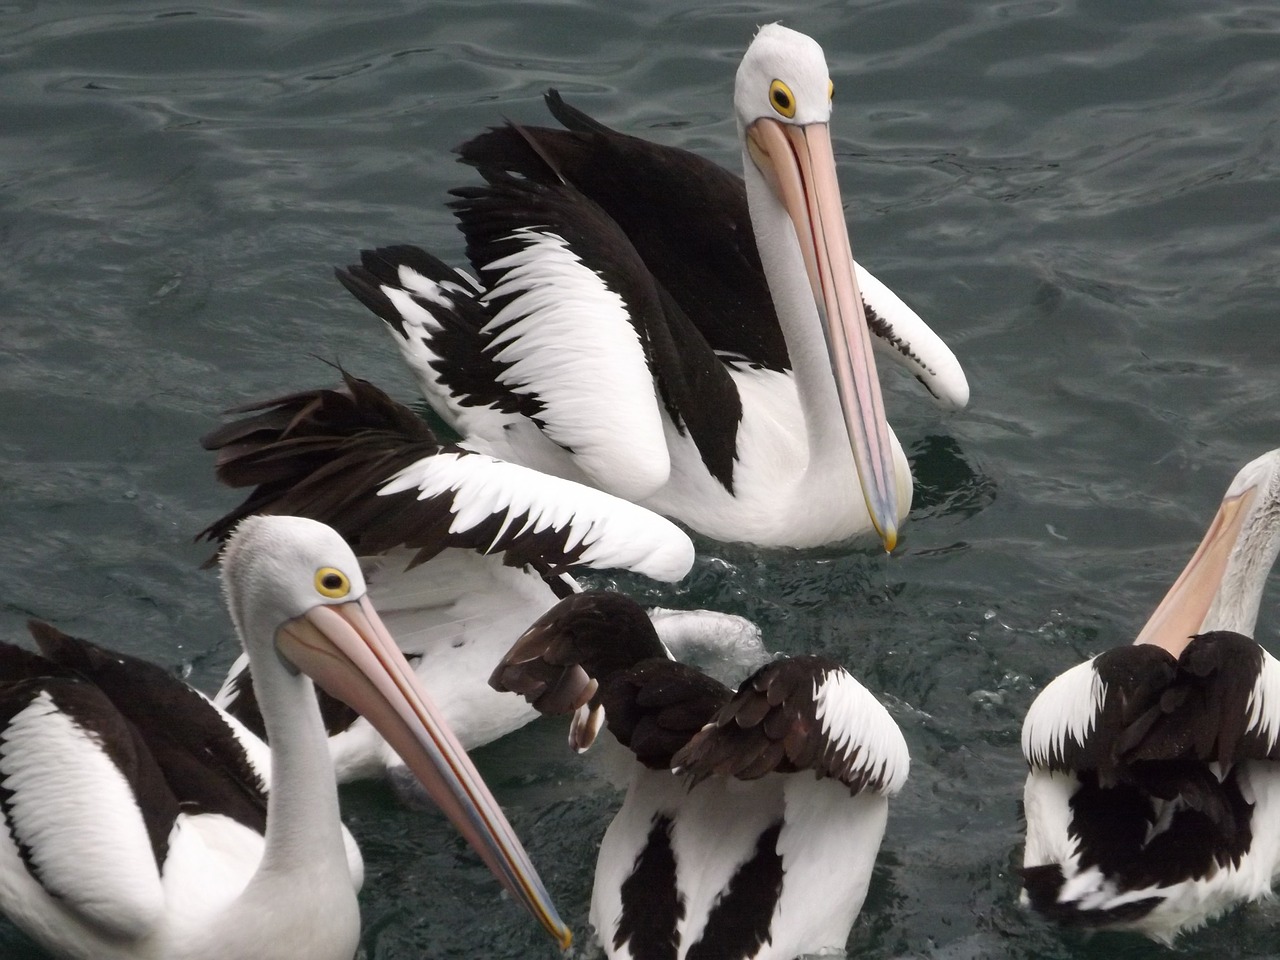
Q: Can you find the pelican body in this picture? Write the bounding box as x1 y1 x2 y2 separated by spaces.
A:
0 516 569 959
1020 449 1280 940
336 24 968 550
201 375 759 789
491 590 909 960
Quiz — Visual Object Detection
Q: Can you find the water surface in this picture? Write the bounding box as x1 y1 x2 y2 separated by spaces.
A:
1 1 1278 958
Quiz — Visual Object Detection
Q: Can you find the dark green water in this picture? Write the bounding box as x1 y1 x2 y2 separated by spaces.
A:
1 1 1277 958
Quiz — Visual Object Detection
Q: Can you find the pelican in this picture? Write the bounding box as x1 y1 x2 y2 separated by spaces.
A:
1021 448 1280 940
335 23 968 551
0 515 570 959
200 375 761 791
491 590 909 960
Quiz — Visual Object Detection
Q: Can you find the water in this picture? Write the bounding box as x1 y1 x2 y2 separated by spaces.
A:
1 0 1277 957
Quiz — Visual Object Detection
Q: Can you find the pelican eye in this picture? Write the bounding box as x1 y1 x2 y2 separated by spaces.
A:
315 567 350 599
769 79 796 118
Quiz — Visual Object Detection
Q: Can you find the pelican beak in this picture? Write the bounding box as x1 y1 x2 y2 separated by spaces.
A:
277 596 572 951
1132 484 1259 656
746 117 900 551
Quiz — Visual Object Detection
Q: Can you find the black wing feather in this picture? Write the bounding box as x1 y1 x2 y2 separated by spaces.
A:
335 247 542 421
601 659 730 771
199 373 610 574
26 621 268 834
449 174 743 491
489 590 667 715
460 90 789 372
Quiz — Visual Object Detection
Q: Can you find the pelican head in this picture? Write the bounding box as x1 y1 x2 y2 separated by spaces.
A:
734 24 900 551
221 515 572 950
734 24 832 127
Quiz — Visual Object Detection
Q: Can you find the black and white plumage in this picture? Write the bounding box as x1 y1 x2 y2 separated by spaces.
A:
1021 448 1280 941
200 374 759 785
335 24 968 551
0 515 570 960
490 590 909 960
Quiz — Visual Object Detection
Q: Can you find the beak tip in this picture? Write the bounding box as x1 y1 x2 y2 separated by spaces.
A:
870 510 898 553
552 923 574 951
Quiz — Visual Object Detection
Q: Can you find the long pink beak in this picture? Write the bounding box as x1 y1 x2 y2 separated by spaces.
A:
746 117 900 551
1132 484 1258 656
277 596 572 950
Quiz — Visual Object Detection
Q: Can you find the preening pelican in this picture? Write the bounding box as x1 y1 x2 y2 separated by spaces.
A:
201 375 759 791
1020 448 1280 941
491 590 909 960
335 23 967 551
0 515 569 959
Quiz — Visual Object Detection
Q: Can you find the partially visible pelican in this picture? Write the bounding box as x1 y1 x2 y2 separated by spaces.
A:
200 375 759 790
0 515 569 959
336 23 968 551
491 590 909 960
1021 448 1280 940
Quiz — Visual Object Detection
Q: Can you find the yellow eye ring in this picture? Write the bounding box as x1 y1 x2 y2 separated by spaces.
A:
769 79 796 119
315 567 350 599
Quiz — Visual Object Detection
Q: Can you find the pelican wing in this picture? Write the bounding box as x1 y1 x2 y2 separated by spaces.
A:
855 265 969 410
200 375 695 582
335 245 533 439
1022 632 1280 777
491 592 738 761
448 174 743 494
0 640 171 939
460 91 788 372
1124 632 1280 766
200 373 442 550
599 659 730 771
673 656 909 795
26 622 268 831
489 590 669 716
1023 646 1177 775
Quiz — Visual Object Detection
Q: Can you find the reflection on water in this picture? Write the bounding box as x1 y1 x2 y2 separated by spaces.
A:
909 433 997 522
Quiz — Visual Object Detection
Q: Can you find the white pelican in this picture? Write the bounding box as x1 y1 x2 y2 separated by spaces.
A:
1021 448 1280 941
0 515 570 959
335 23 968 551
201 375 760 791
491 590 909 960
